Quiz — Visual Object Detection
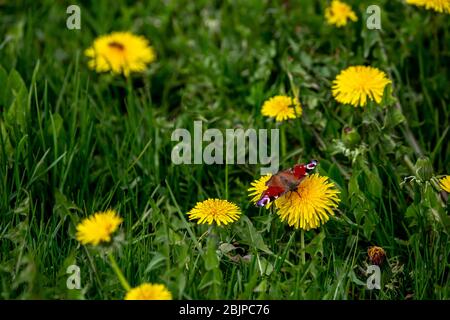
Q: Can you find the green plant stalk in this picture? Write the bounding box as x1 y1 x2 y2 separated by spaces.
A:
225 164 229 200
300 229 305 265
281 125 286 161
108 252 131 292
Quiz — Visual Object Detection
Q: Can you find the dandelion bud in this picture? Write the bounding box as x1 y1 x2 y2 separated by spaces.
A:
342 126 361 148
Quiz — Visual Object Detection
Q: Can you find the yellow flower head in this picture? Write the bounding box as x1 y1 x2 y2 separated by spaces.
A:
261 95 302 122
275 174 340 230
125 283 172 300
248 174 273 208
325 0 358 27
187 199 241 226
367 246 386 266
439 176 450 192
76 209 123 246
406 0 450 14
332 66 391 107
85 31 156 77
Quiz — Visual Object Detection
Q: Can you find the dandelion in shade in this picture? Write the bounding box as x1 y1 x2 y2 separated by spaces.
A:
275 174 340 230
187 199 241 226
85 31 156 77
76 210 122 246
332 66 391 107
325 0 358 27
406 0 450 14
261 95 302 122
439 176 450 192
125 283 172 300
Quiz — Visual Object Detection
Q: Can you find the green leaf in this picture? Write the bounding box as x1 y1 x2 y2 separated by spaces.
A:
218 243 237 254
204 237 219 271
5 70 28 132
257 257 273 276
328 163 345 190
144 252 167 273
0 120 14 159
363 167 383 199
363 211 378 240
0 65 8 106
234 216 273 254
385 107 406 128
47 113 64 138
348 170 361 197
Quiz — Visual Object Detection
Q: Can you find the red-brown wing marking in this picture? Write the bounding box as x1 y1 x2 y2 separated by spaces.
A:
261 185 286 199
257 171 300 207
293 164 307 179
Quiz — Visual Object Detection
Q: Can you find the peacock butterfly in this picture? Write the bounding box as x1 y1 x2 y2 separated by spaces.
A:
256 160 318 207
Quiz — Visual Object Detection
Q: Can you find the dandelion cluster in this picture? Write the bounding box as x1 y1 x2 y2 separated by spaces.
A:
62 0 447 300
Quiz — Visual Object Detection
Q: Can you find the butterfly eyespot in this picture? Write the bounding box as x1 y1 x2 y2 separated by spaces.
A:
257 195 271 207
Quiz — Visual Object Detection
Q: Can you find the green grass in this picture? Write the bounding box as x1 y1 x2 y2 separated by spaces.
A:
0 0 449 300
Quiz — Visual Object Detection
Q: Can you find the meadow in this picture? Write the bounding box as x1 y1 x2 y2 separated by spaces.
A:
0 0 449 300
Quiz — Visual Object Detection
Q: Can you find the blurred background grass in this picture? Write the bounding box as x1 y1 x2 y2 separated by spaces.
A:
0 0 449 299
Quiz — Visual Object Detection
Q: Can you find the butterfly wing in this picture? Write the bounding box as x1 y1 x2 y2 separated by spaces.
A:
256 173 293 207
256 160 318 207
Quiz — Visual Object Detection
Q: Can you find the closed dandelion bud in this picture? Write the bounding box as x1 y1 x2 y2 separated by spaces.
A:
342 127 361 148
415 156 434 182
368 246 386 266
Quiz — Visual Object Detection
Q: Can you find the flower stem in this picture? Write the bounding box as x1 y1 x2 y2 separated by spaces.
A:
108 252 131 291
225 164 229 200
281 125 286 160
300 229 305 265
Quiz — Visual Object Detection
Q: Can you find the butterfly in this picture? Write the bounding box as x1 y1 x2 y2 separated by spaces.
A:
256 160 318 207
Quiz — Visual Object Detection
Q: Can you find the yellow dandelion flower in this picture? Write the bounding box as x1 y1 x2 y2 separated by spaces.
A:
261 95 302 122
76 209 123 246
248 174 273 207
406 0 450 14
275 174 340 230
85 31 156 77
368 246 386 266
187 199 241 226
332 66 391 107
325 0 358 27
125 283 172 300
439 176 450 192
